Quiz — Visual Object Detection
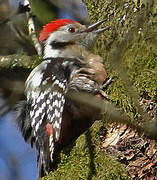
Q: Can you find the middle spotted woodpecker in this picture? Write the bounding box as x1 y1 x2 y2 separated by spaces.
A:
15 19 111 178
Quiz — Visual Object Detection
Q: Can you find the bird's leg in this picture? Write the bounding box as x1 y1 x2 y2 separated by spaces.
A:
102 76 114 90
96 76 115 100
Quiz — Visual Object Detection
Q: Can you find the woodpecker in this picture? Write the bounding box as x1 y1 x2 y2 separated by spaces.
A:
15 19 110 179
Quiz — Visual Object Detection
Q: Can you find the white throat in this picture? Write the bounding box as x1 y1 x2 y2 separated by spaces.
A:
43 43 83 59
43 41 88 59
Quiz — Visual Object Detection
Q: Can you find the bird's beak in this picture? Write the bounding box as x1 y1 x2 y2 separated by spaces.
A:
81 19 111 34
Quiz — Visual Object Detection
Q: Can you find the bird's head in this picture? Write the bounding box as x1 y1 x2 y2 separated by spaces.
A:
39 19 110 58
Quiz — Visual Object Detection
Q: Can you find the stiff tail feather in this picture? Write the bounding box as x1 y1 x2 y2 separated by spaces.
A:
14 101 34 144
14 101 54 178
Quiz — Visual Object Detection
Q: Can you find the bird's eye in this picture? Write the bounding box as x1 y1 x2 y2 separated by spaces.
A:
68 27 75 33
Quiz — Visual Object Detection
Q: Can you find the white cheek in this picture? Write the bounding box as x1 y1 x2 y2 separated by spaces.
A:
43 31 73 59
43 44 61 58
43 32 63 59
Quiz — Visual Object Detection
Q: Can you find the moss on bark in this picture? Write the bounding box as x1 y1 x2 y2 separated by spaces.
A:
42 122 129 180
41 0 157 179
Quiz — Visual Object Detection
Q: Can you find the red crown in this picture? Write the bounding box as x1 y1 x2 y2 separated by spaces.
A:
39 19 76 42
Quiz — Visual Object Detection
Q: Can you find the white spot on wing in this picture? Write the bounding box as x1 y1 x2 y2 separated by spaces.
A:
54 120 60 129
54 100 58 107
53 91 57 96
35 122 40 132
55 109 58 117
55 131 59 140
42 79 48 85
58 101 61 108
47 99 51 104
60 106 63 113
49 135 54 161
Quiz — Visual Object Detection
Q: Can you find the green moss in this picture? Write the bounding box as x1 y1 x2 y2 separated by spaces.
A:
42 122 129 180
84 0 157 117
123 40 157 99
39 1 156 179
0 54 40 69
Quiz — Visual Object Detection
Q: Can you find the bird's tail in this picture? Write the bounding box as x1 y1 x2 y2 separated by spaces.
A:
14 100 34 144
36 140 53 179
35 120 54 179
14 101 54 178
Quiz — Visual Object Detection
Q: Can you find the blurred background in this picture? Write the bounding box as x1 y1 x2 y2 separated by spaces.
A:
1 0 157 179
0 0 89 179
